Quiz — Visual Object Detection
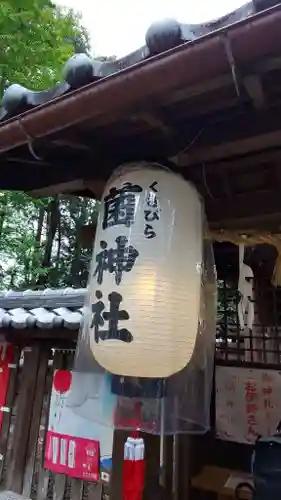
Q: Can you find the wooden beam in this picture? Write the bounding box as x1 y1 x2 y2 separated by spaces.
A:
0 159 93 191
3 327 78 344
30 179 105 199
6 156 51 167
243 75 266 109
173 130 281 166
209 213 281 231
131 112 175 136
172 105 281 166
52 137 92 152
186 148 281 176
206 190 281 229
159 74 233 106
207 190 281 221
62 55 281 133
30 179 87 197
153 55 281 108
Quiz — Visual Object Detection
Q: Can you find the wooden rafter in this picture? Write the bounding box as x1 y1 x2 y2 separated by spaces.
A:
172 104 281 167
30 179 105 198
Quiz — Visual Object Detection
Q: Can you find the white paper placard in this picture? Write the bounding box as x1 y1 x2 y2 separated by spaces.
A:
216 366 281 444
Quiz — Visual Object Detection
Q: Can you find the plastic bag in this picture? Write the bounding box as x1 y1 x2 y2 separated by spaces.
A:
70 163 217 435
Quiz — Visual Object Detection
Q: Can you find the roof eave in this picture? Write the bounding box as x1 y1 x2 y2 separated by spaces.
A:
1 4 281 155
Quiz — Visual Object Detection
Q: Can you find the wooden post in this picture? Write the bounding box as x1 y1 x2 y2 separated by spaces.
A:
36 349 64 500
0 347 20 484
110 430 126 500
6 346 41 493
23 348 49 497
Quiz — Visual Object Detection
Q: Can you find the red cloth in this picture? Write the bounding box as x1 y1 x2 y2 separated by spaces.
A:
123 457 145 500
122 458 135 500
122 434 145 500
122 404 145 500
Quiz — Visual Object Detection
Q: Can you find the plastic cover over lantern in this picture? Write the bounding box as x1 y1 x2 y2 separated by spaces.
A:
86 162 203 378
69 162 217 435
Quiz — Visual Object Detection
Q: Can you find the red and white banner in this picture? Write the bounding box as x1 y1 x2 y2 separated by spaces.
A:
44 370 115 482
45 431 99 481
216 366 281 444
0 344 14 431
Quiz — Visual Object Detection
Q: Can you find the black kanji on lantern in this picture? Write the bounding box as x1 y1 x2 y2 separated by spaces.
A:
102 182 143 230
144 209 160 222
90 290 104 343
94 236 139 285
90 290 133 343
149 181 158 193
144 180 159 239
144 224 157 239
146 185 158 209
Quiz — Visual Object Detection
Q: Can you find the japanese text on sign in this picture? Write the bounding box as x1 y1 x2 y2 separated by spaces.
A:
45 431 99 481
92 178 161 343
216 367 281 444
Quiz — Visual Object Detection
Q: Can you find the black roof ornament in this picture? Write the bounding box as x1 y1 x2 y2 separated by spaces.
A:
63 53 104 89
145 19 183 56
1 1 278 124
2 84 29 115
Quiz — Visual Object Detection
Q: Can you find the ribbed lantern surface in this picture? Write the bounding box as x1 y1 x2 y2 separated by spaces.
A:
89 164 203 377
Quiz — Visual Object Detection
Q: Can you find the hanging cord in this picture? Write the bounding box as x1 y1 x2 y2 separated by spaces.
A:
202 161 214 200
17 118 42 161
177 127 205 156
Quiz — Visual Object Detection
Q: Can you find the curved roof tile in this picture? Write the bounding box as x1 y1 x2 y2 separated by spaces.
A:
0 288 86 330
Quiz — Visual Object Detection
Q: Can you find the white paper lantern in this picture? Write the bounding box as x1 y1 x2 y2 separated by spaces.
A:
88 163 203 378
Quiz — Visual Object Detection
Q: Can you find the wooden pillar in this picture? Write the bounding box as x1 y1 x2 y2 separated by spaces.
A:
110 430 126 500
23 348 49 497
179 435 192 500
0 347 20 485
6 346 41 493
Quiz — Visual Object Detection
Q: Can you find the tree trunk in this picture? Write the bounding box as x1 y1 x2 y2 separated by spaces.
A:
36 206 45 244
37 196 60 286
0 193 8 238
69 199 89 287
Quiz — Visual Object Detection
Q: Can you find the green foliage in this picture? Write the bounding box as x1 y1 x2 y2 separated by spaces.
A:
0 0 115 290
0 192 98 290
0 0 90 93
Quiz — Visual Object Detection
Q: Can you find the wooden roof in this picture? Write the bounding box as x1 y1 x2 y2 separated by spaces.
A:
1 0 281 230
